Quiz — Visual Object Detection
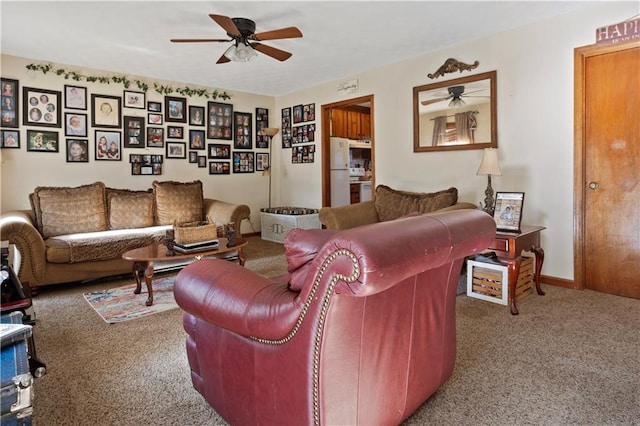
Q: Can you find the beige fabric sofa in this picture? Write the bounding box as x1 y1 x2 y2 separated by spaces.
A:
319 184 477 230
0 180 250 290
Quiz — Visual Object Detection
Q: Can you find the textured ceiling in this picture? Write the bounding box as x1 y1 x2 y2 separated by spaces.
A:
1 1 603 96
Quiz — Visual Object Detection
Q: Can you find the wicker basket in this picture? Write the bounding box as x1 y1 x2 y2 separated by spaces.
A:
174 218 217 245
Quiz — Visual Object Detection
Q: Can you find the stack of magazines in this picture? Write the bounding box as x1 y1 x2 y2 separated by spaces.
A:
173 239 219 254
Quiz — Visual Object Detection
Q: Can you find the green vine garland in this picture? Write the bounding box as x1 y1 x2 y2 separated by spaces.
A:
25 63 231 100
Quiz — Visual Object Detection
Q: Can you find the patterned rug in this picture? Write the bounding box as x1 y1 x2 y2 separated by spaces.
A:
83 275 178 324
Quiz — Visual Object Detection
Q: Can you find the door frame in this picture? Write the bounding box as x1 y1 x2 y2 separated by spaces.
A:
321 94 375 207
573 40 640 290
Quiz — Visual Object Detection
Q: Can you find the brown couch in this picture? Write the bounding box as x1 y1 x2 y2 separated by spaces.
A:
174 209 496 425
0 180 250 290
319 184 477 230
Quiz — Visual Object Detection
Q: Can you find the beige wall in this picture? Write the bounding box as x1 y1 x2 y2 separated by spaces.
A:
1 2 636 281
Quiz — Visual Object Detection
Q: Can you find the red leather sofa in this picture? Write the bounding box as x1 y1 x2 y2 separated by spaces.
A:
174 209 495 425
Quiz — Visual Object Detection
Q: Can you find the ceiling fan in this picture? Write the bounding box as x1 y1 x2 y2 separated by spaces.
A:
170 14 303 64
421 85 487 108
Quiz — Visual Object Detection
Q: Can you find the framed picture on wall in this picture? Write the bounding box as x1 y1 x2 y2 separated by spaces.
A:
189 105 205 126
64 85 87 110
23 87 61 128
207 143 230 159
123 116 145 148
166 141 186 159
233 111 252 149
281 107 292 148
167 126 184 139
493 192 525 232
26 130 59 152
207 101 233 140
232 151 254 173
292 104 303 124
1 78 19 128
95 130 121 160
165 96 186 123
146 127 164 147
64 112 87 137
255 107 269 148
209 161 230 175
66 139 89 162
148 113 163 125
147 101 161 112
256 153 269 171
123 90 145 109
91 94 121 128
189 129 205 150
189 151 198 163
1 130 20 148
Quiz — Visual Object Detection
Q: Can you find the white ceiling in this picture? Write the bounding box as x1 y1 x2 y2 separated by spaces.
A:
1 1 605 97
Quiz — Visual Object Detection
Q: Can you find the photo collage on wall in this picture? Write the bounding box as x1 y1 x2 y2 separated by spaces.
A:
284 102 316 163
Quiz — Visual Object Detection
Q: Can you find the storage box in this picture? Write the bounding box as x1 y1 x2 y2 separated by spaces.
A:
1 313 33 425
466 255 534 305
260 208 321 244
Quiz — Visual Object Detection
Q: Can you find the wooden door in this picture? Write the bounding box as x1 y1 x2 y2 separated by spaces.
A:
575 41 640 298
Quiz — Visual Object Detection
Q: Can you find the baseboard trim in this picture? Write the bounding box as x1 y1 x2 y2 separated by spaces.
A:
243 231 260 238
541 274 579 289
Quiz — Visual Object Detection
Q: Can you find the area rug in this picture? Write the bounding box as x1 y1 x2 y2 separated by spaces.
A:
83 275 178 324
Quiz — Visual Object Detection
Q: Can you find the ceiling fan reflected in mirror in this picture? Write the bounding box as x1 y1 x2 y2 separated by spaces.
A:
170 14 303 64
421 85 488 108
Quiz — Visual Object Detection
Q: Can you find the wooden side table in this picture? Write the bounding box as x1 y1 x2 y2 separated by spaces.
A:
488 225 545 315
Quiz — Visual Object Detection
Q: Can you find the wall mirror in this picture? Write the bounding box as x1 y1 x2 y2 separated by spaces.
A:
413 70 497 152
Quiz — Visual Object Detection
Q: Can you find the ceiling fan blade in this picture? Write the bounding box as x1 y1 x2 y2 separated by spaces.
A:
210 14 240 37
421 95 452 106
253 26 303 41
216 53 231 64
171 38 230 43
251 42 292 62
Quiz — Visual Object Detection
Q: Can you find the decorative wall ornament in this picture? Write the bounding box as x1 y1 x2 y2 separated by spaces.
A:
427 58 480 79
25 63 231 100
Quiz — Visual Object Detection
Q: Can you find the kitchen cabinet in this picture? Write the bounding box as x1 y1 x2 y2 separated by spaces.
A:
331 107 370 140
331 109 348 138
350 183 360 204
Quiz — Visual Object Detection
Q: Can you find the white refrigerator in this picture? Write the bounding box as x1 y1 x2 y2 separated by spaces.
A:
330 137 350 207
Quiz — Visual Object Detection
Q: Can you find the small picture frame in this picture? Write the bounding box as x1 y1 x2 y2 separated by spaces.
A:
123 90 145 109
123 116 145 148
207 101 233 140
95 130 122 160
130 154 163 175
23 87 62 128
197 156 207 168
64 85 87 110
189 105 205 126
1 130 20 148
255 107 269 148
232 151 254 173
66 139 89 162
26 130 59 152
166 141 186 159
209 161 230 175
303 103 315 122
493 192 525 232
65 112 88 137
165 96 186 123
167 126 184 139
146 127 164 147
148 113 163 125
1 78 19 128
91 94 121 128
256 153 269 171
292 104 303 124
147 101 162 112
207 143 230 159
281 107 292 148
189 151 198 163
233 111 252 149
189 129 205 150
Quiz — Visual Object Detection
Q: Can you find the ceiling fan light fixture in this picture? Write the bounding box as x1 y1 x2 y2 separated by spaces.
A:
449 97 466 108
224 42 257 62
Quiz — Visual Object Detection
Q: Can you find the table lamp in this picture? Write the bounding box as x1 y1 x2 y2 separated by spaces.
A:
261 127 279 208
476 148 502 216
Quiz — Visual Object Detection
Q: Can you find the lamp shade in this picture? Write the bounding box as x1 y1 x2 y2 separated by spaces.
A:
224 43 257 62
476 148 502 176
263 127 279 137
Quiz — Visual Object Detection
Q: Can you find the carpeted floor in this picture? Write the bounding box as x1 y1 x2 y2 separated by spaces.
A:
28 237 640 425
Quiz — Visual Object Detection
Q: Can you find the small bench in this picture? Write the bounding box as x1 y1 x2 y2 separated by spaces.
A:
260 207 321 244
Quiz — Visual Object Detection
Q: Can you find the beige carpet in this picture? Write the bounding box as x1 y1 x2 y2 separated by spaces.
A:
29 238 640 425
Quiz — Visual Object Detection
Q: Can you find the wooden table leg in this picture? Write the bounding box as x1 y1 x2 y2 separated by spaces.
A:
132 262 144 294
131 261 155 306
238 246 246 266
143 261 155 306
507 257 522 315
530 246 545 295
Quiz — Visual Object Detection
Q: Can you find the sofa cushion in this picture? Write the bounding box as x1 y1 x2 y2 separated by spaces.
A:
33 182 108 238
153 180 204 225
45 225 171 264
374 185 458 222
284 228 337 291
107 191 155 230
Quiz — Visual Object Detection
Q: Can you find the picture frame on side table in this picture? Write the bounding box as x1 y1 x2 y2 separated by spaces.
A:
91 94 121 128
26 129 59 152
493 192 525 232
64 85 86 110
1 130 20 148
23 87 61 128
1 78 19 128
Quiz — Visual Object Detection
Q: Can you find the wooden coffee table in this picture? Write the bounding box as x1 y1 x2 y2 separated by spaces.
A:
122 238 247 306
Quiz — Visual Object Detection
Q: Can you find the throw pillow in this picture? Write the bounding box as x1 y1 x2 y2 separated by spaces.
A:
153 180 203 225
107 192 155 230
34 182 108 238
284 228 337 292
374 185 458 222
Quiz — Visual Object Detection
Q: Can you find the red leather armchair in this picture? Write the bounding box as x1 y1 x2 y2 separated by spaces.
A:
174 210 495 425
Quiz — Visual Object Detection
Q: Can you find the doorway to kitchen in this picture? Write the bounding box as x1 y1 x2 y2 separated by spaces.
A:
321 94 375 207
